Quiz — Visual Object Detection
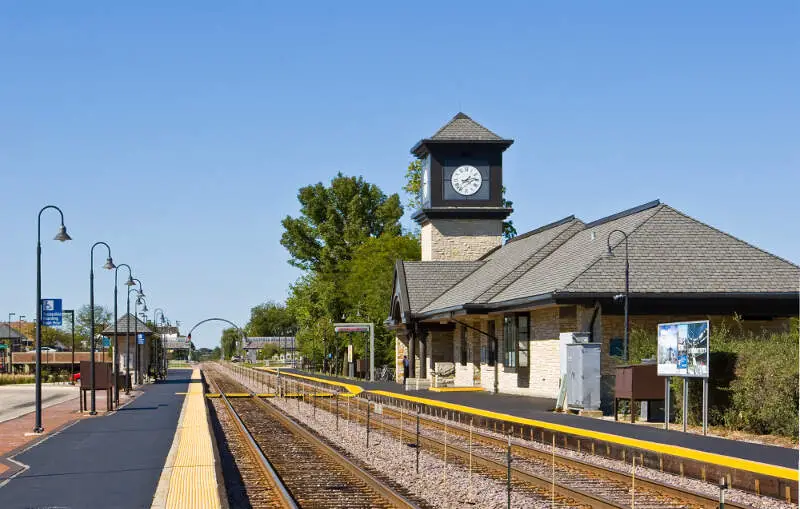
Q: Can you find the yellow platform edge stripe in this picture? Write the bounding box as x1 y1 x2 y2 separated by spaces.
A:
367 389 798 482
428 386 485 392
250 366 796 481
259 367 364 395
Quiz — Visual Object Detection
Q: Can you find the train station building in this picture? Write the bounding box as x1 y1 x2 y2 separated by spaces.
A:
388 113 799 409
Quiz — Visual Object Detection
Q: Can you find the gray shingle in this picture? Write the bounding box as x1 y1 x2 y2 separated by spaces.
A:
421 218 580 313
563 206 800 294
102 313 153 335
429 112 506 141
403 260 483 313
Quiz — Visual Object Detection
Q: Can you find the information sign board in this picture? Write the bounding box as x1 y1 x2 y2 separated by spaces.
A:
102 336 110 348
137 333 145 345
657 320 709 378
41 298 63 326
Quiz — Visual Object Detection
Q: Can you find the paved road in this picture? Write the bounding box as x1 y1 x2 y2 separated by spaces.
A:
0 370 192 509
0 384 78 424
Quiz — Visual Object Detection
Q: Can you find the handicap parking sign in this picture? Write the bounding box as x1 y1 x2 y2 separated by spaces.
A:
137 333 145 345
41 299 63 326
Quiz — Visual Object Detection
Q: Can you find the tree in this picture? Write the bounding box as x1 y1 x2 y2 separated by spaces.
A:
41 326 73 350
220 328 239 360
257 343 280 361
246 301 297 337
342 234 420 365
75 304 112 349
280 173 403 272
403 158 517 239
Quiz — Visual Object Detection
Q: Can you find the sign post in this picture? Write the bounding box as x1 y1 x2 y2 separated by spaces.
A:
657 320 709 434
334 323 375 381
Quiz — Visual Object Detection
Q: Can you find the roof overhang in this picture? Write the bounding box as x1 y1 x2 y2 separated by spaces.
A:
411 139 514 158
411 207 513 224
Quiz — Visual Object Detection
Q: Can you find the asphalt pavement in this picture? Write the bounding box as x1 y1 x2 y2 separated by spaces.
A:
0 370 192 509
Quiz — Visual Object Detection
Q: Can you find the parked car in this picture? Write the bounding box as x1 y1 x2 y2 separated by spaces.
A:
40 347 56 352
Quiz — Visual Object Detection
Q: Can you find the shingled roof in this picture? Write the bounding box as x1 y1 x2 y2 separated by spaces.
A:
411 113 514 157
0 324 27 340
102 313 153 336
394 200 800 321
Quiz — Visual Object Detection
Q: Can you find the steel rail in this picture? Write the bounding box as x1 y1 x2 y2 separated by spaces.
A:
211 363 420 509
207 373 298 509
373 403 749 509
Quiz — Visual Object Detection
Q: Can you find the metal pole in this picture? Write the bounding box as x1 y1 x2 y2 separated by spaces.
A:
702 377 708 436
90 259 96 415
507 434 512 509
416 409 420 474
682 377 688 433
664 377 670 430
624 247 629 363
366 395 370 448
134 307 138 385
369 324 375 382
125 291 131 393
34 205 70 434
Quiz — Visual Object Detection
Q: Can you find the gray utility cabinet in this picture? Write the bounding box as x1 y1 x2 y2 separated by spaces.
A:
566 343 601 411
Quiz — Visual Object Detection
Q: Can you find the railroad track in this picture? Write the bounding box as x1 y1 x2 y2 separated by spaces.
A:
205 364 421 509
236 365 750 509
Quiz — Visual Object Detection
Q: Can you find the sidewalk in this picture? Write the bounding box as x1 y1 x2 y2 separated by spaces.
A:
0 370 192 509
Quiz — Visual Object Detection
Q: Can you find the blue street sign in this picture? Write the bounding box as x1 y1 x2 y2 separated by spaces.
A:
137 333 145 345
102 336 110 348
41 299 63 326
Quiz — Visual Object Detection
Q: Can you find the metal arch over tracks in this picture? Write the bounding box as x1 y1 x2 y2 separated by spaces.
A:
186 318 248 359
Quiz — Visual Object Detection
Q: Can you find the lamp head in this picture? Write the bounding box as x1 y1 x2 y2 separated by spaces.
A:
125 276 135 286
606 245 613 256
141 302 148 313
103 257 116 270
54 225 71 242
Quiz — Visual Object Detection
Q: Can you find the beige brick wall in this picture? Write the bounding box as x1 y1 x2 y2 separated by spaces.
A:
395 334 408 383
529 339 560 398
420 219 503 261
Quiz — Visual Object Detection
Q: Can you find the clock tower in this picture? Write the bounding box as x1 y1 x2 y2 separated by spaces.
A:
411 112 514 261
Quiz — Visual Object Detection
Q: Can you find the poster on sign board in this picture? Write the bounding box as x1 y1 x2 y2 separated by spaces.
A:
657 320 709 378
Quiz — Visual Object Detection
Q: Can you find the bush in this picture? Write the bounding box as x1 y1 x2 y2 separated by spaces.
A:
628 316 798 439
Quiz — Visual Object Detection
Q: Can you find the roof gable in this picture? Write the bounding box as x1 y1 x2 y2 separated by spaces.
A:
430 112 505 141
102 313 153 335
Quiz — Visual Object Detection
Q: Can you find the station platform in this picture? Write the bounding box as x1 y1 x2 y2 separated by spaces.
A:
0 368 221 509
273 368 798 474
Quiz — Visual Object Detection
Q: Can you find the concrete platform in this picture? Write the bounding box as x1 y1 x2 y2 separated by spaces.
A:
0 370 192 509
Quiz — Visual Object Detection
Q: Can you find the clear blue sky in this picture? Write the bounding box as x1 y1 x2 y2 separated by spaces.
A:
1 2 797 349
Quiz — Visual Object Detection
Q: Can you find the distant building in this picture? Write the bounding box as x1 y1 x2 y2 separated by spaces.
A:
242 337 296 364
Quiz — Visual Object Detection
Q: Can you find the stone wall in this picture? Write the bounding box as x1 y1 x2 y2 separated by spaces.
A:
420 219 503 261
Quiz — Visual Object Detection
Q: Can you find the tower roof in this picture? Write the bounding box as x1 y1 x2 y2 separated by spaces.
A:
411 112 513 157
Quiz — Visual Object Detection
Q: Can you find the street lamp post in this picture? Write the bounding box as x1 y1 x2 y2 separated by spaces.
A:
89 242 115 415
34 205 71 433
114 264 135 406
153 309 166 381
64 310 75 382
125 287 140 393
131 279 144 386
607 229 630 362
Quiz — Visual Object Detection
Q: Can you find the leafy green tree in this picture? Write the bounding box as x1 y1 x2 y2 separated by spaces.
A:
75 304 112 349
280 173 403 272
41 325 74 350
220 328 239 360
246 301 297 337
403 158 517 239
257 343 281 360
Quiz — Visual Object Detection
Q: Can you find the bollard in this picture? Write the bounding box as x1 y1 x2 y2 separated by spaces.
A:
366 396 371 448
507 434 512 509
416 408 420 474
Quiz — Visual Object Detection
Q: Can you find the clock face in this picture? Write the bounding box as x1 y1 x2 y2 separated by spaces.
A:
451 165 482 196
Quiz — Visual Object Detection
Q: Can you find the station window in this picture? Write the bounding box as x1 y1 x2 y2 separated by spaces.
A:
609 337 624 357
517 315 529 368
503 315 516 368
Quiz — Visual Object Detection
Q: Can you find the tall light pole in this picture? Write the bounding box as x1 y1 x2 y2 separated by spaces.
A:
89 242 115 415
137 302 148 382
125 287 140 393
131 278 144 386
64 310 75 382
607 229 630 362
34 205 71 433
114 264 135 406
153 308 166 381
